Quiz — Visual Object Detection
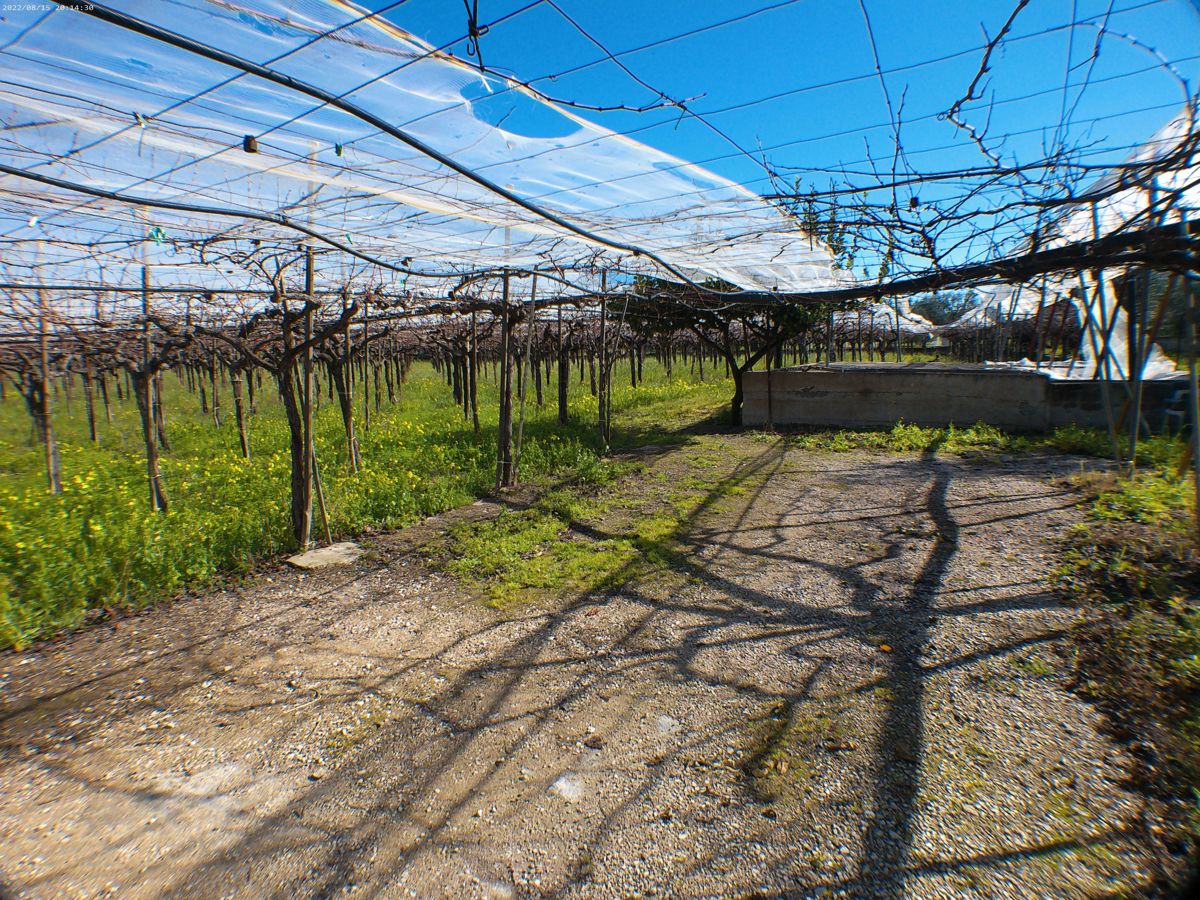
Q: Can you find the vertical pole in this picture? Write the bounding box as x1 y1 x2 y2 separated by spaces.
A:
469 306 480 432
1128 184 1164 467
231 369 250 459
83 359 98 444
361 293 370 433
313 453 333 546
598 273 609 452
1078 269 1123 464
825 305 835 365
557 302 568 425
892 298 903 362
301 247 316 547
1127 267 1149 468
341 289 359 471
1032 279 1048 369
766 355 775 432
140 265 166 511
1180 211 1200 540
496 275 514 489
37 287 61 494
153 371 170 451
96 296 112 423
514 273 538 482
1186 272 1200 540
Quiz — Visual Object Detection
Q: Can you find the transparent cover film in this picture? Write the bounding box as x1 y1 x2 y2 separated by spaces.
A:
0 0 842 298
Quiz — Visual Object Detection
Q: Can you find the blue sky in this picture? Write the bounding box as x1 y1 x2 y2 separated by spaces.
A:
368 0 1200 201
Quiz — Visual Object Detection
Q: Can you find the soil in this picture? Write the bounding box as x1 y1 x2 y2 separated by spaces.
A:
0 435 1172 899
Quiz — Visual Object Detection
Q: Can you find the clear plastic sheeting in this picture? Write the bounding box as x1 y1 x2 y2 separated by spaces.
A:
834 298 934 339
965 279 1181 380
0 0 843 296
950 107 1199 380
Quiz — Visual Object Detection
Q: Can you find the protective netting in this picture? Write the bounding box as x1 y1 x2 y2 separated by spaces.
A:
953 107 1199 379
0 0 843 297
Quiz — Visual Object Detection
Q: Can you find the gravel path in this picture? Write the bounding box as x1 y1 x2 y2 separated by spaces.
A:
0 436 1160 898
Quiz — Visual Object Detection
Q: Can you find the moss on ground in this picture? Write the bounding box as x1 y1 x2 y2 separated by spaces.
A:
430 439 773 606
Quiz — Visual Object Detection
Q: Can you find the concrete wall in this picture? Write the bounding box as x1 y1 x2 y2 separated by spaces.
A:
742 363 1186 432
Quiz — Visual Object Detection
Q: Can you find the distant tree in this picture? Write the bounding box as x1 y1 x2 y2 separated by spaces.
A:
630 277 822 427
910 290 978 325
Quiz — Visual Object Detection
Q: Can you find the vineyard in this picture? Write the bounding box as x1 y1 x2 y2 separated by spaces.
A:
0 355 729 647
3 0 1200 898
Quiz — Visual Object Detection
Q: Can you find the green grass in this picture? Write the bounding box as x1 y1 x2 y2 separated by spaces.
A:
754 419 1187 464
1055 446 1200 886
432 440 761 606
776 419 1026 453
0 360 731 648
4 342 1191 670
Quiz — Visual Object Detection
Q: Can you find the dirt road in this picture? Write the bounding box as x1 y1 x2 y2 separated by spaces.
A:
0 436 1162 898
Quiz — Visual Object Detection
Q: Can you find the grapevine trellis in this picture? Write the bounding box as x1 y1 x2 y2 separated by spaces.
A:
2 0 1200 549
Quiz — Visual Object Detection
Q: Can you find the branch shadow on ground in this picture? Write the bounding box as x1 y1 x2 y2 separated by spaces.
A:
1 438 1128 899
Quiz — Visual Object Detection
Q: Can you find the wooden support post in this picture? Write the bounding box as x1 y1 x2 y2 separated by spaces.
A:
766 314 775 433
339 290 360 472
1186 276 1200 541
36 288 62 494
153 373 170 451
138 266 167 511
514 273 537 482
361 294 371 433
301 248 317 547
469 307 480 432
496 275 514 489
83 362 98 444
598 277 609 452
1032 280 1048 368
231 370 250 459
1078 269 1123 465
557 303 569 425
892 298 903 362
313 451 333 546
825 306 834 365
99 372 111 423
210 360 221 427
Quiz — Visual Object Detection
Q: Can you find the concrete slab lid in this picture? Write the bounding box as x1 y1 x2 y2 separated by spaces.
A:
287 542 364 570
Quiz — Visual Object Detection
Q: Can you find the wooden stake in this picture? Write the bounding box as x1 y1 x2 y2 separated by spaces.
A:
598 276 609 452
36 287 61 494
231 371 250 459
138 266 167 511
496 274 514 489
514 273 537 482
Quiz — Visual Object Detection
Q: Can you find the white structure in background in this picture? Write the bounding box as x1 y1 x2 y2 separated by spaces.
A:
833 297 936 342
955 107 1199 379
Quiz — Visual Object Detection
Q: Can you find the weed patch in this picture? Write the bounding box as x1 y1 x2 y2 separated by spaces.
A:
0 362 728 648
1057 461 1200 889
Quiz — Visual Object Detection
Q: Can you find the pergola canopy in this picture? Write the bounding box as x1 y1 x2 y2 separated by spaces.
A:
0 0 844 297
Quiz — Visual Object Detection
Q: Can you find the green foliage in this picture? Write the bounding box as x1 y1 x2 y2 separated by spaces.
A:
1056 455 1200 868
433 438 764 606
1048 425 1181 470
909 290 978 325
780 420 1028 454
0 360 730 648
1089 472 1192 528
2 348 1185 659
1046 423 1117 459
437 471 682 605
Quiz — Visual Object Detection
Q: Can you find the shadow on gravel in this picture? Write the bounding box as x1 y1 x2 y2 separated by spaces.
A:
858 438 954 899
1 437 1119 898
